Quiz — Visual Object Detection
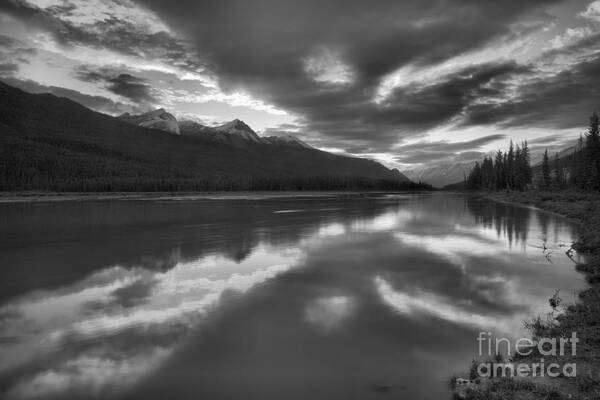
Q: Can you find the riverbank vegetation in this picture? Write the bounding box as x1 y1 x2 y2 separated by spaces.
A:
453 195 600 399
454 113 600 398
465 113 600 192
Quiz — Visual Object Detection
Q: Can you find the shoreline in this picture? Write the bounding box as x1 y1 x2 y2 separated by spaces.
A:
0 190 434 204
454 190 600 399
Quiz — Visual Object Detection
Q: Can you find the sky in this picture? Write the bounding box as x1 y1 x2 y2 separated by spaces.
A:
1 0 599 170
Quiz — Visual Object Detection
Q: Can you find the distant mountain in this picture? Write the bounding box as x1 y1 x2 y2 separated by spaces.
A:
435 142 579 189
402 162 475 188
118 108 180 135
214 119 261 142
0 80 418 192
122 110 313 151
178 120 257 148
261 135 312 149
530 142 577 167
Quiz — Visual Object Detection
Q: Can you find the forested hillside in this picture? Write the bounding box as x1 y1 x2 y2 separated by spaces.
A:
0 81 427 192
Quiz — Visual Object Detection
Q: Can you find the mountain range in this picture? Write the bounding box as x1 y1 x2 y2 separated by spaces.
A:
119 109 313 150
402 162 476 189
0 80 420 192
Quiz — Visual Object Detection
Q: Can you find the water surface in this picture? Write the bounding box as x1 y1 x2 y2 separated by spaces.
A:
0 193 587 399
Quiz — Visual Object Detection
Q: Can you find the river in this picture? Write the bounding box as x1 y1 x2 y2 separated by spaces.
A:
0 193 587 399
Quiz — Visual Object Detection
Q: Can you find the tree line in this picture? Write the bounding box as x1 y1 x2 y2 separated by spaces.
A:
0 134 432 192
465 112 600 192
465 140 532 191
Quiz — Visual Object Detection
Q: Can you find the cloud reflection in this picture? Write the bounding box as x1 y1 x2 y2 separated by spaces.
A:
0 194 587 400
375 276 515 333
0 246 302 399
304 296 355 332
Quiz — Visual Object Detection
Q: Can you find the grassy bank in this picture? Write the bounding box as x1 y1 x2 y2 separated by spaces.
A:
453 190 600 400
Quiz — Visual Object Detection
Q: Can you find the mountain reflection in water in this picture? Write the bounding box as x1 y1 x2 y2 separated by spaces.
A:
0 194 587 400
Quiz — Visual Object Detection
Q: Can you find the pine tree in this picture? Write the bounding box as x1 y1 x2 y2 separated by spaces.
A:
507 140 515 189
494 150 505 190
542 149 551 190
572 133 585 188
464 111 600 193
514 144 523 190
585 112 600 190
466 162 481 190
521 140 532 185
553 152 563 189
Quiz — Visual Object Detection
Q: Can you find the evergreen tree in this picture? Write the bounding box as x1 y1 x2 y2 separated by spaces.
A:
507 140 515 189
481 156 494 190
572 134 585 188
585 112 600 190
553 152 563 189
467 162 482 190
464 111 600 193
542 149 551 189
494 150 505 190
521 140 532 185
514 144 524 190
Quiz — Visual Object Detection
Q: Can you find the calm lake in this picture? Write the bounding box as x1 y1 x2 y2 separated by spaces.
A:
0 193 587 400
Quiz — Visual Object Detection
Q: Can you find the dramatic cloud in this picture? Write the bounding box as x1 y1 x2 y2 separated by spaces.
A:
129 1 557 145
393 134 507 165
463 53 600 129
580 0 600 21
397 134 507 154
1 0 599 167
76 66 157 104
2 77 142 114
0 0 201 71
0 62 18 76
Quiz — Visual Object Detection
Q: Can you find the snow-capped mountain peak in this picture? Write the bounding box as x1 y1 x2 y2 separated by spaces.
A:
121 110 316 150
118 108 180 135
215 119 261 142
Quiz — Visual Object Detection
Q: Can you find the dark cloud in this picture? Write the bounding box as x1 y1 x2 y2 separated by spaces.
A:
129 0 556 151
258 60 526 155
76 66 157 104
0 34 24 48
396 134 507 154
394 134 506 164
377 63 530 128
1 77 142 115
0 1 206 75
3 0 591 164
106 74 155 103
0 62 18 76
0 33 37 70
463 53 600 129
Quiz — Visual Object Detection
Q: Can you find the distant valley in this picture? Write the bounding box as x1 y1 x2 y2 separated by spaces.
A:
404 143 578 188
402 162 475 188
